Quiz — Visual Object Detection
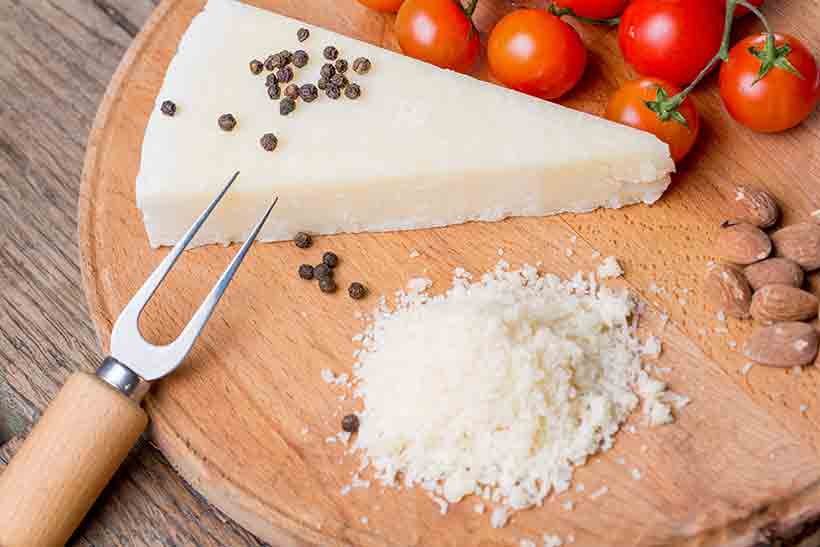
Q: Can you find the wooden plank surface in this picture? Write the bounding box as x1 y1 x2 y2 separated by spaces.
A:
0 0 819 545
0 0 266 544
78 0 820 546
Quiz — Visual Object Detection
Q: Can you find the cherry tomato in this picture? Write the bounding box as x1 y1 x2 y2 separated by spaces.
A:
719 33 820 133
553 0 630 19
487 9 587 100
618 0 725 85
357 0 405 12
605 77 700 162
395 0 480 72
727 0 763 18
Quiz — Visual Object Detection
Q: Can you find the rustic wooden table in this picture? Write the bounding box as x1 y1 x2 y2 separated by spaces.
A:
0 1 267 544
0 1 818 546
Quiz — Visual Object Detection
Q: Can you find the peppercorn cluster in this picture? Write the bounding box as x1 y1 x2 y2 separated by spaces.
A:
158 28 373 155
293 232 368 300
249 30 371 116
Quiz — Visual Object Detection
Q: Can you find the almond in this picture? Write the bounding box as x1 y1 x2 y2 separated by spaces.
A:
743 258 804 291
715 223 772 265
771 222 820 271
744 322 819 367
721 184 780 228
750 284 818 323
704 263 752 318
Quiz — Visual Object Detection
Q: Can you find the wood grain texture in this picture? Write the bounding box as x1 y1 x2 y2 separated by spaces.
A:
0 373 148 547
77 0 820 546
0 0 270 544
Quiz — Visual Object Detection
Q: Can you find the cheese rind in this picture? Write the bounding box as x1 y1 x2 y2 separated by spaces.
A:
137 0 675 247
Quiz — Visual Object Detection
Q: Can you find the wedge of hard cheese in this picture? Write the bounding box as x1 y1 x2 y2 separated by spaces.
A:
136 0 675 247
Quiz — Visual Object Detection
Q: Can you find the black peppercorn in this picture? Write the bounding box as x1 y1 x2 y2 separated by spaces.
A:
299 83 319 103
280 97 296 116
285 83 300 100
314 263 333 280
267 84 281 100
249 59 263 75
160 100 177 116
264 54 279 71
341 413 360 433
323 45 339 61
352 57 372 75
297 28 310 42
326 85 341 100
276 66 294 84
334 58 348 73
298 264 314 280
330 73 348 88
345 83 361 100
265 73 278 87
322 252 339 268
319 277 337 294
294 232 312 248
259 133 278 152
278 50 293 65
348 282 367 300
320 63 336 79
217 113 237 131
317 77 329 91
293 50 309 68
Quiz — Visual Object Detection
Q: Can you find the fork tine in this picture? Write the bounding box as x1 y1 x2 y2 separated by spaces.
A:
161 197 279 372
124 171 240 317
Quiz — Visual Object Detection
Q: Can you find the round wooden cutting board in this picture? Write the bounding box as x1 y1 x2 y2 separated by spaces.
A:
79 1 820 545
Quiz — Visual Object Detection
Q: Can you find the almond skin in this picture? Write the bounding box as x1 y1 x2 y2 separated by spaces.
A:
715 223 772 265
721 184 780 228
750 284 818 323
744 322 819 367
744 258 805 291
771 223 820 271
704 263 752 318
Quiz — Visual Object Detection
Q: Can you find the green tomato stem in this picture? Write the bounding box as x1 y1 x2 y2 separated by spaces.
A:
464 0 479 18
660 0 738 110
547 4 620 26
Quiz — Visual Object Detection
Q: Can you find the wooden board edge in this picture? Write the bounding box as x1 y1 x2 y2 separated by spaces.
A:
78 0 183 352
74 1 820 545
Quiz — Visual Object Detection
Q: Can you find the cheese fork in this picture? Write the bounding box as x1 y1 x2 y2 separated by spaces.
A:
0 172 276 547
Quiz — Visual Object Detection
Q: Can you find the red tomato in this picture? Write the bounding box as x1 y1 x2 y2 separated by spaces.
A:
395 0 480 72
605 77 700 162
719 33 820 133
618 0 725 85
728 0 763 17
487 9 587 100
553 0 630 19
357 0 405 12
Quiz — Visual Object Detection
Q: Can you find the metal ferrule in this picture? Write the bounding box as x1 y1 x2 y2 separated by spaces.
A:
96 357 151 402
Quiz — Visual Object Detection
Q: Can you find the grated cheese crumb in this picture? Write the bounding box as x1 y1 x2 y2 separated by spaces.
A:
340 485 351 496
340 262 681 525
409 248 420 258
565 248 574 257
575 483 585 493
590 486 609 500
490 507 509 529
800 404 809 414
320 369 335 383
474 503 485 514
740 363 754 375
631 468 642 480
543 533 563 547
716 311 726 322
597 256 624 279
591 250 601 259
498 248 505 256
521 540 537 547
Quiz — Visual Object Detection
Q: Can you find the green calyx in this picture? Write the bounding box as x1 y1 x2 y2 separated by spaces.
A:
749 35 805 84
644 86 690 129
547 3 620 26
461 0 478 18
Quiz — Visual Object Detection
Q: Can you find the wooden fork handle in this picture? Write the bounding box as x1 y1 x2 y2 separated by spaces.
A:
0 372 147 547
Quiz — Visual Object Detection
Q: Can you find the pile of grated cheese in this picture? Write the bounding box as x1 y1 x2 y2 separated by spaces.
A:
334 260 685 525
